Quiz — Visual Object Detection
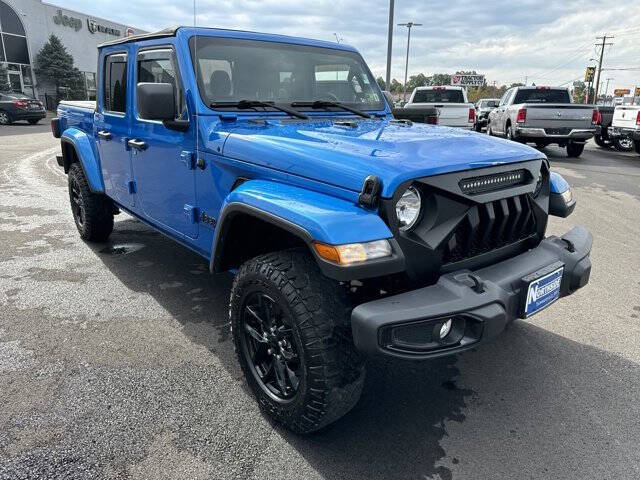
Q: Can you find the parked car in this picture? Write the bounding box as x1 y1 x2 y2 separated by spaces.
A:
593 106 633 151
51 26 592 433
474 98 499 132
488 86 597 157
0 92 46 125
404 86 475 129
609 104 640 156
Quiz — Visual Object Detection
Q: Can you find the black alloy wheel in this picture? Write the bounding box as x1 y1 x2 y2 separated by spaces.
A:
70 175 86 229
239 291 302 402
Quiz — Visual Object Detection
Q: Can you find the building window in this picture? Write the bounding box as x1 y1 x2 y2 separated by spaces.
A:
0 1 26 36
0 0 32 96
2 33 28 64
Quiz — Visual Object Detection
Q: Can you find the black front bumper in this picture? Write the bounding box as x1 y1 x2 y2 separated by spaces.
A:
351 225 592 360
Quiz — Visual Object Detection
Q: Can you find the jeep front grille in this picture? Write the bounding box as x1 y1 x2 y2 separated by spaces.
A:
442 194 536 265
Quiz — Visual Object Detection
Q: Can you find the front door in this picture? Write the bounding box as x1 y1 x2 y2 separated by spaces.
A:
129 45 197 239
95 50 134 208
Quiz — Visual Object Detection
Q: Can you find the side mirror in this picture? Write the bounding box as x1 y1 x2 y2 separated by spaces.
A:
137 82 176 120
549 172 576 217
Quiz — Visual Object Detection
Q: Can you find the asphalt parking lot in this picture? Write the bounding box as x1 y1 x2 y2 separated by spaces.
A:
1 123 639 480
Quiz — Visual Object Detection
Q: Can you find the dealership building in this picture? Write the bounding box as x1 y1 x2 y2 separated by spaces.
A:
0 0 145 102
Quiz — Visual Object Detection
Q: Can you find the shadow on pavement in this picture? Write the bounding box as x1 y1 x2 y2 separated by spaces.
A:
90 217 639 480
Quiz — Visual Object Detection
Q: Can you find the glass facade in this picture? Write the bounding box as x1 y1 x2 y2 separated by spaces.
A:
0 0 33 96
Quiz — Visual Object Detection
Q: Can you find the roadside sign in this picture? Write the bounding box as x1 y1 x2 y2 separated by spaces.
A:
451 74 485 87
635 87 640 97
614 88 631 96
584 67 595 82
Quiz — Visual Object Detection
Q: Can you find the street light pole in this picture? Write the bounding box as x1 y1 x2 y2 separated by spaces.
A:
385 0 394 91
399 21 422 103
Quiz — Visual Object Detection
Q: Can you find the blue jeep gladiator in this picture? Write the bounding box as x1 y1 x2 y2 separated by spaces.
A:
51 26 592 433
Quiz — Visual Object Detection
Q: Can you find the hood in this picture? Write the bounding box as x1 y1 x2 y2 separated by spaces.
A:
220 117 543 198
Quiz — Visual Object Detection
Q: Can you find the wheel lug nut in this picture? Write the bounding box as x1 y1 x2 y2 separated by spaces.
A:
267 348 273 355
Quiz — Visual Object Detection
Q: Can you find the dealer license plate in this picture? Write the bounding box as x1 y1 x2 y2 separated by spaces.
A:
523 265 564 318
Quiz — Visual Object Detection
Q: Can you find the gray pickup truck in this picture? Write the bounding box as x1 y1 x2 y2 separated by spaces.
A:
488 86 597 157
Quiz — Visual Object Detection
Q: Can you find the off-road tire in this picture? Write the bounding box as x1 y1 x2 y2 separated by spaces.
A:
474 123 482 132
68 163 114 242
230 249 365 434
28 119 40 125
0 111 12 125
506 124 517 142
613 137 633 152
566 142 585 158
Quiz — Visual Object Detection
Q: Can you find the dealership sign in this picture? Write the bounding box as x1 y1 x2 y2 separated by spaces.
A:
614 89 631 96
53 10 82 31
451 74 486 87
87 19 121 37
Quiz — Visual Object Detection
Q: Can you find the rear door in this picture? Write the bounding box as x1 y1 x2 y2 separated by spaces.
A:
95 49 134 207
129 45 197 239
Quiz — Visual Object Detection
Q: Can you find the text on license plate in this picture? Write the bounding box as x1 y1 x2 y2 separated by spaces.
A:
524 266 563 318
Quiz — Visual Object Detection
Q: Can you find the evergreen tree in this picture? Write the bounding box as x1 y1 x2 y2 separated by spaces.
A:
34 34 86 100
0 63 11 92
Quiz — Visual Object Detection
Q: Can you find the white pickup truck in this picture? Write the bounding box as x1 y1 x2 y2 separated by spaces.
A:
404 86 475 129
609 105 640 156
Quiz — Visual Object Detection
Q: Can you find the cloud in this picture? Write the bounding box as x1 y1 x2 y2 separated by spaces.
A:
48 0 640 90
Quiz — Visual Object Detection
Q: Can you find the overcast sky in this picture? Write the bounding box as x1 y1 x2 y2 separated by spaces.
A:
49 0 640 92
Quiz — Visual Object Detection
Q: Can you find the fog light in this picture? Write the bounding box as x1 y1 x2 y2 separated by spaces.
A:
439 319 453 339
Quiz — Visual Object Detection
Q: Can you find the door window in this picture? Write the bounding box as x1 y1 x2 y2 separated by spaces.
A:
137 48 185 119
103 53 128 113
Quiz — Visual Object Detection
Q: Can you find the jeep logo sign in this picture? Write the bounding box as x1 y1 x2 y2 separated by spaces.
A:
53 10 82 32
87 19 121 37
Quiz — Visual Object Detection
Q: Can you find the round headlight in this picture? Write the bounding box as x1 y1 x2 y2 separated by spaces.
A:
396 186 421 231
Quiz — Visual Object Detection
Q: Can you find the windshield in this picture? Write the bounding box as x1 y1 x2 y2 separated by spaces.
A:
480 99 497 108
412 89 465 103
513 88 570 104
189 36 384 112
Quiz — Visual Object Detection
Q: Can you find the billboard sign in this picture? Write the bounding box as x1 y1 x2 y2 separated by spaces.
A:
451 74 485 87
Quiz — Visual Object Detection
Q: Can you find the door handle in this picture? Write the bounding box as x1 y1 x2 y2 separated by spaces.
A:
127 139 147 151
97 130 112 140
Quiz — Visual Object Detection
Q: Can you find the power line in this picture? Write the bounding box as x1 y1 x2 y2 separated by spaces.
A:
526 41 593 80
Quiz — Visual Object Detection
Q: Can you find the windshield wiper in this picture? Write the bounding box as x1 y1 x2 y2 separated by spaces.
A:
210 100 308 120
290 100 371 119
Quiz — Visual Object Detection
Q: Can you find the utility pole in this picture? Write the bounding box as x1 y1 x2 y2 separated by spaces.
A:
399 21 422 103
385 0 394 91
593 35 614 105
